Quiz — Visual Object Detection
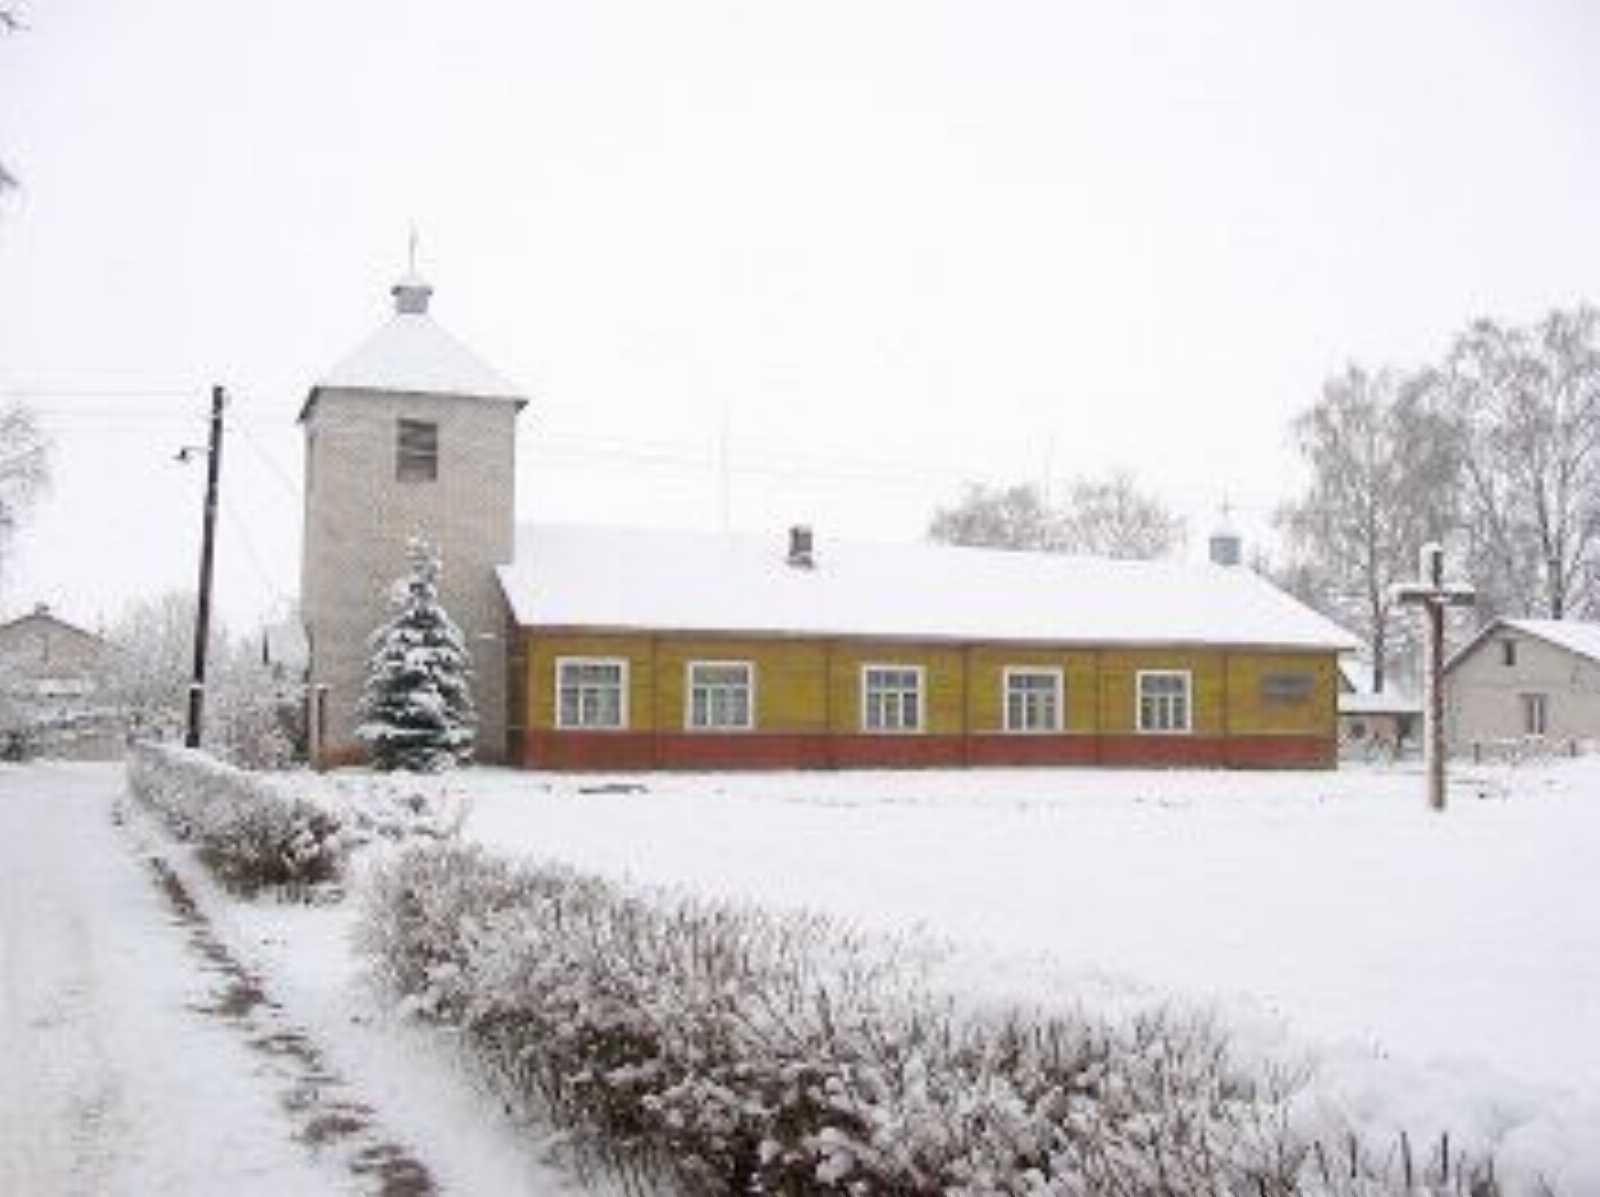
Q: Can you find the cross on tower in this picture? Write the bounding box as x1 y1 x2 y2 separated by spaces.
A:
1391 543 1475 810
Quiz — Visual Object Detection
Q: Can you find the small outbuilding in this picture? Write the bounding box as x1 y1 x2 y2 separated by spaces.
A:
1336 659 1420 756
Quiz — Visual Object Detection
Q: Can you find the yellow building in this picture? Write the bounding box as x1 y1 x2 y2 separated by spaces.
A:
298 273 1354 771
496 524 1355 770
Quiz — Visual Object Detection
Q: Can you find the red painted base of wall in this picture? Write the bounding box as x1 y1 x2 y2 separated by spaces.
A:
520 730 1334 771
315 743 369 770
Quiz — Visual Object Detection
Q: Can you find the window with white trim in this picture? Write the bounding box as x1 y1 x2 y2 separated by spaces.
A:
1137 670 1191 733
862 665 922 732
1004 667 1062 732
687 661 754 730
556 657 627 729
1521 692 1548 736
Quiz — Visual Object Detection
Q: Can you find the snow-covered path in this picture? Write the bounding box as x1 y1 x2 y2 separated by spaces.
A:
0 762 344 1196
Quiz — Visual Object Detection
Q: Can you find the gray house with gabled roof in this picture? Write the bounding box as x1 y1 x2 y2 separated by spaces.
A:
1445 618 1600 747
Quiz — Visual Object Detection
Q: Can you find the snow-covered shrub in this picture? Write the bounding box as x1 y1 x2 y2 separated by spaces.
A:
357 538 476 772
207 671 302 771
127 742 348 897
357 844 1504 1196
325 773 471 844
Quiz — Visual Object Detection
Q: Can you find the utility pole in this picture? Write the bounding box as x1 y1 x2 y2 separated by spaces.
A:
185 385 226 748
1392 542 1474 811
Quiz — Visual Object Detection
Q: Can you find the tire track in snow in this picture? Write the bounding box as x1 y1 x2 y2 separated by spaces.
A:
128 806 438 1197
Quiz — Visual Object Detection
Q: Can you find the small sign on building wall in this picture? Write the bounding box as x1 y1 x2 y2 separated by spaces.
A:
1260 672 1316 704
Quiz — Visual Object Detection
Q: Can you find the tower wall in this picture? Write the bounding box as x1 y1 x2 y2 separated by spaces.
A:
302 388 518 764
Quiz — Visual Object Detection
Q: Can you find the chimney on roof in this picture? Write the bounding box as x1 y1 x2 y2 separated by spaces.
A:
787 524 815 569
32 602 50 617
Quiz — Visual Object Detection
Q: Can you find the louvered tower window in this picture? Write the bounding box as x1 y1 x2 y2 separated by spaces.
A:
396 419 438 482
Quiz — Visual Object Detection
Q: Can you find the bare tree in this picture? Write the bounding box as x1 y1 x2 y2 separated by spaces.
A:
1444 306 1600 620
929 472 1184 559
1056 470 1186 559
1276 364 1458 692
0 5 24 193
104 591 299 765
0 401 49 584
928 482 1062 551
103 592 205 740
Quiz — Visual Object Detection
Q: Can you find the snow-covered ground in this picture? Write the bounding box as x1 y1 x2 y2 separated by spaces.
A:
0 762 573 1197
0 763 340 1195
6 757 1596 1193
450 758 1600 1191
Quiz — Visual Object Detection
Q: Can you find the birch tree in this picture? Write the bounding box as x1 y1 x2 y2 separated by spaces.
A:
0 401 49 584
1443 306 1600 620
1277 364 1458 692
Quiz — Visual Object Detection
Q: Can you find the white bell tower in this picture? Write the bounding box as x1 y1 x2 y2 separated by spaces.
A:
299 267 525 765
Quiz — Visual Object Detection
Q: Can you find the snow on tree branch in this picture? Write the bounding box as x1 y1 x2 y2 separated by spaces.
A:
357 538 477 772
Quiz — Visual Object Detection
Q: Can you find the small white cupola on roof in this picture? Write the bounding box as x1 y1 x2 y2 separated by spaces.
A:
1208 496 1242 567
391 268 434 315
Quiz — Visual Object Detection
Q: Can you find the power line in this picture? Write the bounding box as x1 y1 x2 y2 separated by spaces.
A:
15 381 1283 514
229 415 302 506
1 387 200 400
218 490 295 610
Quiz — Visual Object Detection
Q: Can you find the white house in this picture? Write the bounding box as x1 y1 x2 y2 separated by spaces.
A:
1444 618 1600 748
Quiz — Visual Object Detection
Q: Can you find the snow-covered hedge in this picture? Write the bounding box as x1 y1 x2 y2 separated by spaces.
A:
359 843 1503 1196
127 745 472 898
127 743 349 896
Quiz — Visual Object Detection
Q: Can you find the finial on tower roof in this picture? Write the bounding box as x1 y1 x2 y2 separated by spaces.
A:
391 226 433 315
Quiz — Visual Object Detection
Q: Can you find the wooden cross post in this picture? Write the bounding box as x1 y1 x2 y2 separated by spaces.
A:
1391 543 1475 811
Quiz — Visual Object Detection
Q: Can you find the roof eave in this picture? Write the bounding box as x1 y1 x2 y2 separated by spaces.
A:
299 383 529 424
504 617 1352 654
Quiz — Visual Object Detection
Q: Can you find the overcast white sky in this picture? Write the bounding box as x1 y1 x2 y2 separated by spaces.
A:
3 0 1599 634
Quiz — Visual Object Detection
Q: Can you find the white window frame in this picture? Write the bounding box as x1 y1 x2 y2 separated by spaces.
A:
684 660 756 732
861 664 925 734
1002 666 1063 733
1136 669 1193 734
555 656 629 730
1520 692 1548 736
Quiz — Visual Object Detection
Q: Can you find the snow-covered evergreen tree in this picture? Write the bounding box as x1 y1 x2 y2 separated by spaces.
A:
357 539 476 771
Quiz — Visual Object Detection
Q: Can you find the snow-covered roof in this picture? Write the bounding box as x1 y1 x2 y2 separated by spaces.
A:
1338 691 1420 716
0 604 104 646
1338 659 1369 693
497 523 1360 650
1504 619 1600 664
300 275 524 420
1448 617 1600 671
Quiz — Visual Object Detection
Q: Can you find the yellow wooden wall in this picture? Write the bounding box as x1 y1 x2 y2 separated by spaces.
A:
523 632 1335 738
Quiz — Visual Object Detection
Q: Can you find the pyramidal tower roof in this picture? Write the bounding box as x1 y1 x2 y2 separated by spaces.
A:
300 269 525 420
